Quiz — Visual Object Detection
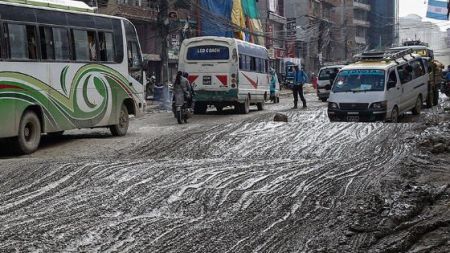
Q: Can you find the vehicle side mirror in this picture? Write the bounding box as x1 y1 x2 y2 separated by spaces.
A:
387 80 397 89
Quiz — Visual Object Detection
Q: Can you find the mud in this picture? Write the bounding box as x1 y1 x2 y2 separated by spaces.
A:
0 93 449 252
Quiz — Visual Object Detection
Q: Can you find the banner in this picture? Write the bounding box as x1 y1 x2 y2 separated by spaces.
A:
426 0 449 20
200 0 234 37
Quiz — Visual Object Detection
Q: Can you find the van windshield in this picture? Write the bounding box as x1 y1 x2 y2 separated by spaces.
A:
319 68 339 80
332 69 385 93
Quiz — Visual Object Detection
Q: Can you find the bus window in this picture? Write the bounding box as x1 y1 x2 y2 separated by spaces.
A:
40 26 54 60
53 28 70 61
72 29 89 61
87 31 97 61
98 31 114 62
250 56 256 71
112 19 124 63
7 24 28 60
239 54 243 69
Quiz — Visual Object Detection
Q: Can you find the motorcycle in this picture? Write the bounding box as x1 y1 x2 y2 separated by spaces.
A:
172 95 192 124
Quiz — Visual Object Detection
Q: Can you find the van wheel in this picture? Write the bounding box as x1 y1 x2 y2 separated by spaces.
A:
390 107 399 123
257 101 264 111
412 96 422 115
15 110 41 154
110 104 129 136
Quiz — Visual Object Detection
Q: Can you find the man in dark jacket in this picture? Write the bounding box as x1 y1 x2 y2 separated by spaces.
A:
292 65 308 108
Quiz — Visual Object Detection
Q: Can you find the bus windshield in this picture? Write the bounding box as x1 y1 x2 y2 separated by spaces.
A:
186 45 229 60
332 69 385 93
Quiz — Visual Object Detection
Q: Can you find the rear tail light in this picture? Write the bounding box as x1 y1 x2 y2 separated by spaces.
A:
231 73 237 88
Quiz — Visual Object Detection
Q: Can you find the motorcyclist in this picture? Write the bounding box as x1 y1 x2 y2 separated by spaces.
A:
173 71 190 112
182 72 194 108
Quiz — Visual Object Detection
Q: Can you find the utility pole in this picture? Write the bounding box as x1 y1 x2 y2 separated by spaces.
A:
158 0 169 86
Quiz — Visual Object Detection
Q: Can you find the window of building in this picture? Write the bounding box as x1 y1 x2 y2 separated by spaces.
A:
53 27 70 60
98 32 114 62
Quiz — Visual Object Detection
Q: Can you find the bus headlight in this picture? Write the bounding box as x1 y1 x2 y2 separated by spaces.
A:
328 102 339 110
370 101 387 110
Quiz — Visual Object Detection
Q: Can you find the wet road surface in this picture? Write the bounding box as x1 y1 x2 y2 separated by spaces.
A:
1 93 449 252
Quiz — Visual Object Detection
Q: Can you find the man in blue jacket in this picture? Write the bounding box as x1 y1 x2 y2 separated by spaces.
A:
293 65 308 108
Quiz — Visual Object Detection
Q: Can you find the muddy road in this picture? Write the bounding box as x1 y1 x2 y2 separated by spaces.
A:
1 93 449 252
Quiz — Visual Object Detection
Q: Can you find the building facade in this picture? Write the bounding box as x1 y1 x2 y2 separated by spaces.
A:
368 0 399 49
256 0 287 74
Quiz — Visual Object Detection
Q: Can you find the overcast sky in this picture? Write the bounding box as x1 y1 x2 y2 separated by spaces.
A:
399 0 450 29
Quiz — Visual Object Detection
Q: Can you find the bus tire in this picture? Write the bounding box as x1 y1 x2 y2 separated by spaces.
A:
239 98 250 114
110 104 129 137
257 101 264 111
194 102 207 114
15 110 41 154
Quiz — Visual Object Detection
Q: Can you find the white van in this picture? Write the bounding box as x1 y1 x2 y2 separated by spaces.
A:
317 65 345 102
327 49 429 122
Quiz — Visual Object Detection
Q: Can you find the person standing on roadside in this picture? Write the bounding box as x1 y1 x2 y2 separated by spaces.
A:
292 65 308 109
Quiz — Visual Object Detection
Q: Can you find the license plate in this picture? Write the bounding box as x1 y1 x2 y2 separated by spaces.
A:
347 116 359 122
203 76 211 85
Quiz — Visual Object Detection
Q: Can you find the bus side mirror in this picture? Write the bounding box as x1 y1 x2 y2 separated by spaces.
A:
387 80 396 90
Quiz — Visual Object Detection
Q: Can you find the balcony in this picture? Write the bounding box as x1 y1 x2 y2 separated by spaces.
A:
353 19 370 27
269 12 287 24
353 1 371 12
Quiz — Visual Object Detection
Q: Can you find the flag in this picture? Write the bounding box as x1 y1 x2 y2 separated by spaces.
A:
426 0 449 20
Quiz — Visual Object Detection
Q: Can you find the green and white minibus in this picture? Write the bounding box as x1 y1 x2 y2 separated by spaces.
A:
178 36 270 114
0 0 145 154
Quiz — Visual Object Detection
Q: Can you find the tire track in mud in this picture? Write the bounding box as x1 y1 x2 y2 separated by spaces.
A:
0 104 421 252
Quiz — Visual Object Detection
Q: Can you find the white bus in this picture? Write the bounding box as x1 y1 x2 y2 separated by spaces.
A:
0 0 145 154
178 36 270 114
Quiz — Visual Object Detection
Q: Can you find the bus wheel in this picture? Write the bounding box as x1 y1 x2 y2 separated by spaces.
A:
239 98 250 114
257 101 264 111
194 102 207 114
15 110 41 154
110 104 129 136
412 96 422 115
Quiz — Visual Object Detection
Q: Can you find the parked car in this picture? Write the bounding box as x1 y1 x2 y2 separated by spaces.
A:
317 65 345 102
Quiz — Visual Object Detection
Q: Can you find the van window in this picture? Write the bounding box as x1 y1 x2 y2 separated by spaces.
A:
397 64 412 84
411 59 425 79
388 70 397 84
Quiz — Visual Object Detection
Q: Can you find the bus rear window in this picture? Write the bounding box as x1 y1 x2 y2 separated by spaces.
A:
186 46 229 60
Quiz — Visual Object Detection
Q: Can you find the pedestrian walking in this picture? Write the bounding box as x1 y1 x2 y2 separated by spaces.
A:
292 65 308 109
